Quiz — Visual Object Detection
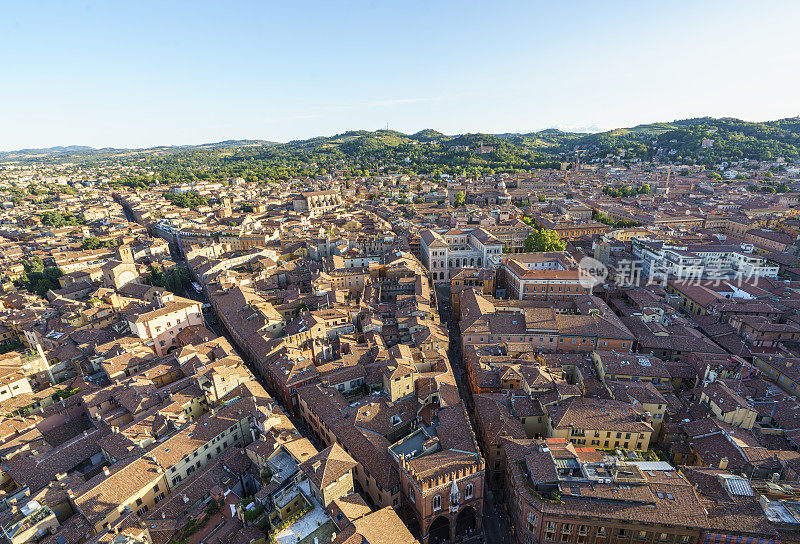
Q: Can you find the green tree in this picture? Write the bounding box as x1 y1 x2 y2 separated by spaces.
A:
24 256 45 274
524 228 566 252
40 211 84 227
81 237 119 250
82 237 102 250
523 233 536 252
18 259 63 297
145 265 189 294
164 191 208 209
453 191 465 207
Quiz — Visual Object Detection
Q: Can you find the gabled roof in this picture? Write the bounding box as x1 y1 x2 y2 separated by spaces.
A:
299 443 357 490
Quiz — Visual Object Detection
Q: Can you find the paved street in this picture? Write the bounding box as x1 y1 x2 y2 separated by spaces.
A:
174 274 513 544
435 285 513 544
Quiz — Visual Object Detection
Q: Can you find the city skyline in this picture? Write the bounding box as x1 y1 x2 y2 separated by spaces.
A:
2 2 800 543
1 0 798 150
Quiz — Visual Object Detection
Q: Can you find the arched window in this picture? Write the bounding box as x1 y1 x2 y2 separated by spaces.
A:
465 483 473 499
433 495 441 511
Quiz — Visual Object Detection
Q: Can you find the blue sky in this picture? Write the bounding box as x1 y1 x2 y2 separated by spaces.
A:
1 1 798 150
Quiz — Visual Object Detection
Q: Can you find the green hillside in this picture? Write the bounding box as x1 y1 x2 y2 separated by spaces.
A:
2 117 798 184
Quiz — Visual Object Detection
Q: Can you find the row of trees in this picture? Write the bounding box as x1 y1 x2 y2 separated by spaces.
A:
602 184 652 198
592 210 641 228
81 236 120 250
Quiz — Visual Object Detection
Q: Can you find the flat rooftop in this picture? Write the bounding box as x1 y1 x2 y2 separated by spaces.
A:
389 423 438 459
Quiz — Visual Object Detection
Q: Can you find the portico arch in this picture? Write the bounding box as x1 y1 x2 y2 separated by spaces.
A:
428 515 450 543
455 505 476 537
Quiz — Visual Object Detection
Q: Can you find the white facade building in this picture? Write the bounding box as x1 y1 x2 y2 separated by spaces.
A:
420 228 503 283
632 240 779 282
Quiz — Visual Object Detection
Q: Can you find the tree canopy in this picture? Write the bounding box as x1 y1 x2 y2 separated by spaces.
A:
164 191 208 209
145 265 189 294
6 117 800 184
40 210 84 227
524 228 566 253
81 236 120 250
17 257 63 297
602 184 652 198
592 210 641 228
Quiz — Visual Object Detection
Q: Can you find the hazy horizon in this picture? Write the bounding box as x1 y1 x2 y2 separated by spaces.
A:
2 116 798 153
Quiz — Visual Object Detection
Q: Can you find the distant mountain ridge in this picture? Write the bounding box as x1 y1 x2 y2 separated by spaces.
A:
2 116 799 165
0 140 277 161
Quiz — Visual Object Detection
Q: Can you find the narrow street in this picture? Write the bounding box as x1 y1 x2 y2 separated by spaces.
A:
435 285 471 410
124 198 511 542
435 285 513 544
121 200 245 370
138 225 513 544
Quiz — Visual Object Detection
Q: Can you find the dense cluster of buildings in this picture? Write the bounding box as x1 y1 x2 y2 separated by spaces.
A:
0 156 799 544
